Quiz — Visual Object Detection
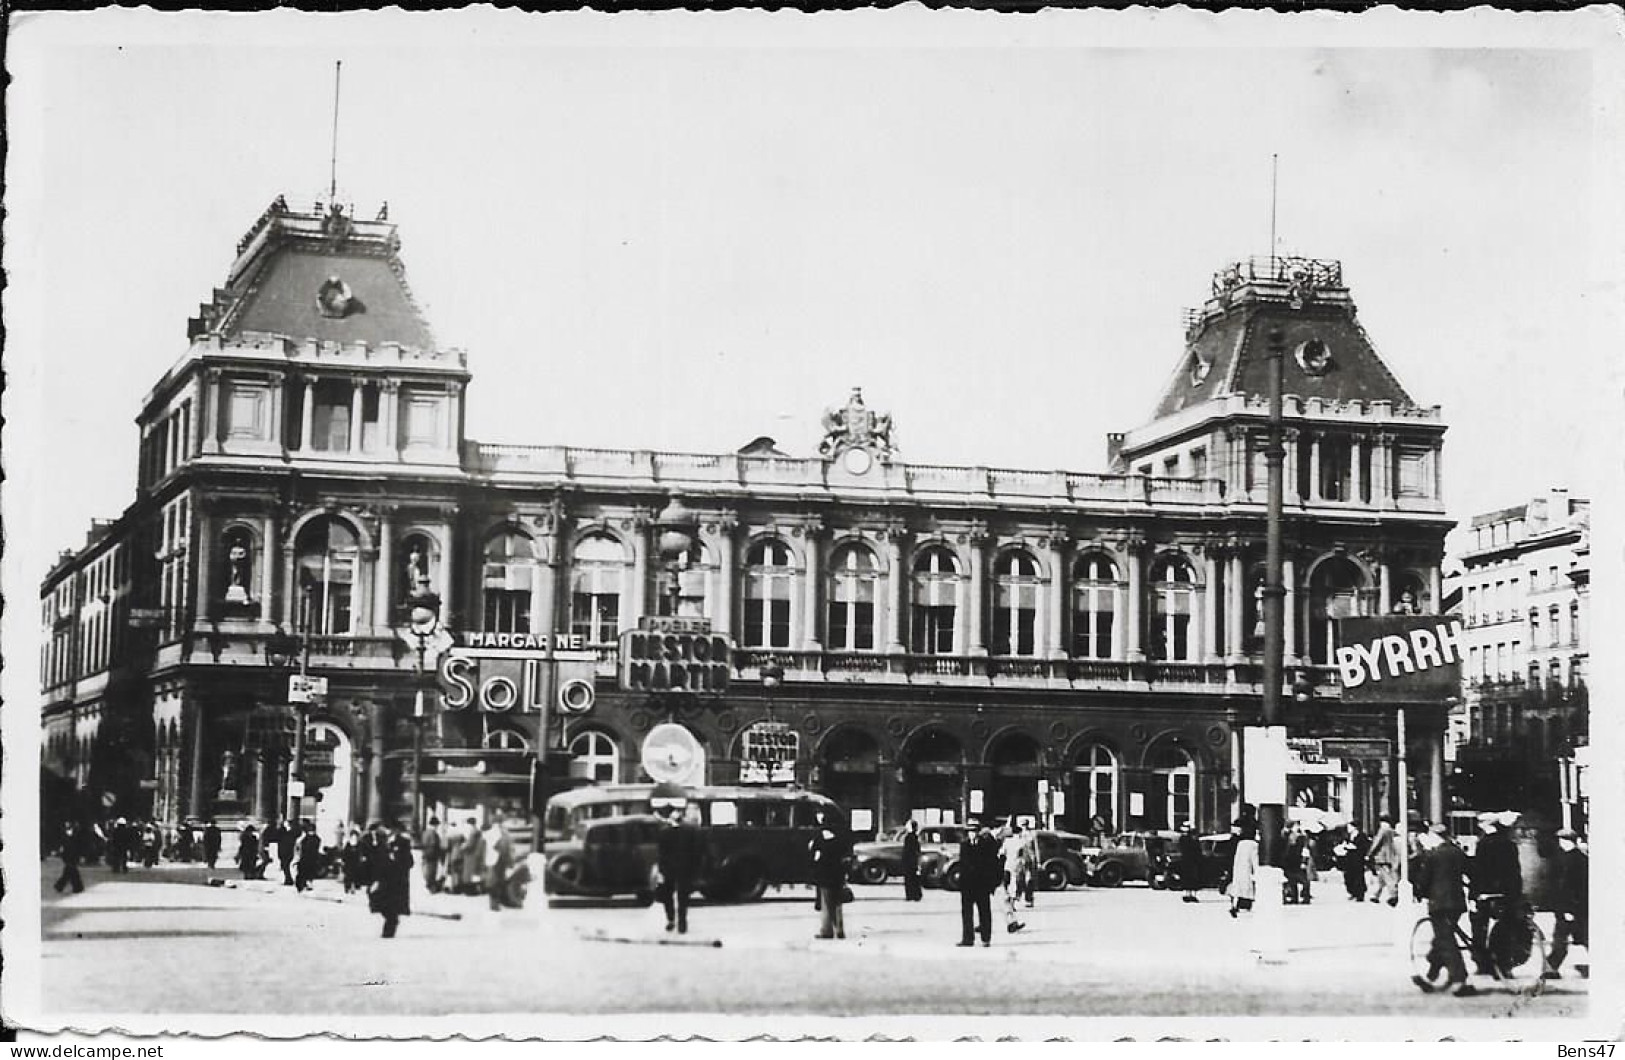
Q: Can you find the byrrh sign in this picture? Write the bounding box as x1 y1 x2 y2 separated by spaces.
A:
1334 616 1465 703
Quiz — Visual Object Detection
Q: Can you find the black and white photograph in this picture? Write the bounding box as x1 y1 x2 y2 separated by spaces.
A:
4 5 1621 1047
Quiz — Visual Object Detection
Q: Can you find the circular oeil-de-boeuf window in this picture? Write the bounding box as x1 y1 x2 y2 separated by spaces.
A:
1294 337 1333 375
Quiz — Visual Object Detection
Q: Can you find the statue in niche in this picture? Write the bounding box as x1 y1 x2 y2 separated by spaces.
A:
224 536 251 604
405 543 434 600
217 750 239 798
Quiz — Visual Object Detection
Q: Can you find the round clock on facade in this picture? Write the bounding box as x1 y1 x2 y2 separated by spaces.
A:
842 447 873 475
1295 337 1333 375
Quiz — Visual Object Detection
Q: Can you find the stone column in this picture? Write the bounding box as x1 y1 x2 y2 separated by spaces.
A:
802 519 822 652
189 387 205 458
366 706 386 825
965 533 986 656
1226 551 1245 662
195 513 214 622
187 698 206 821
1428 730 1446 822
1372 433 1391 505
1047 533 1068 659
1283 429 1300 504
260 515 277 623
1124 540 1144 661
1429 566 1442 616
627 518 649 629
1202 552 1221 662
299 376 316 453
1378 559 1392 615
202 369 224 455
374 508 395 632
281 539 298 628
1351 436 1365 503
436 521 454 627
884 531 907 654
348 378 365 453
1308 433 1322 502
1283 556 1298 661
382 380 400 459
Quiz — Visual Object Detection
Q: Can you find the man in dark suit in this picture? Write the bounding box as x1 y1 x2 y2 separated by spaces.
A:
901 820 923 902
1545 828 1588 979
1468 812 1524 975
654 795 705 935
275 818 300 886
1411 823 1475 997
956 818 1000 948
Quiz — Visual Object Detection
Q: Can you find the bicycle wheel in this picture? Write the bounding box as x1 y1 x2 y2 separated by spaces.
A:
1408 918 1437 982
1488 914 1548 987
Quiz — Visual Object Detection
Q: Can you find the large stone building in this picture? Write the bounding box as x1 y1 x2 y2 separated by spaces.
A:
40 199 1454 843
1447 489 1590 824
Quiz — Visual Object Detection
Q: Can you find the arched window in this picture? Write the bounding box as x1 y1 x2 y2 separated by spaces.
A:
744 539 795 648
295 517 359 635
1148 744 1196 831
482 529 535 633
826 543 879 651
1071 554 1118 659
1148 555 1197 662
910 545 961 655
570 534 625 644
569 730 620 783
1308 557 1370 664
1074 744 1118 832
991 550 1041 657
483 728 530 751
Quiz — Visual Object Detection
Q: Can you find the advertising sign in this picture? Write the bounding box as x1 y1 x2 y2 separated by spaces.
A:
288 674 329 704
1334 616 1464 703
1243 725 1289 805
739 721 799 784
618 628 733 694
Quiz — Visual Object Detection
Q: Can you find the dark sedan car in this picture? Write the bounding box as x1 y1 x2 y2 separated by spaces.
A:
920 829 1093 891
848 824 969 885
1083 830 1180 887
1149 834 1234 891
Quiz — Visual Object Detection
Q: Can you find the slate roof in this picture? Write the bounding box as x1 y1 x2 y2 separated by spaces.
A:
1151 258 1418 419
190 200 436 351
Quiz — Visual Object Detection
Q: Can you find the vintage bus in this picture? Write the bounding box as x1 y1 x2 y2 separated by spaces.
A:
541 784 846 903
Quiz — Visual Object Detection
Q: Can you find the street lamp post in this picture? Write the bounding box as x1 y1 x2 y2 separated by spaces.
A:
404 595 442 836
1259 324 1288 870
263 612 313 826
761 659 785 786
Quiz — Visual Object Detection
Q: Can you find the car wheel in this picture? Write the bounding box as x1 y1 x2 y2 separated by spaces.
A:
942 863 963 891
1095 861 1125 887
858 861 889 885
730 861 768 903
547 854 582 886
1040 861 1069 891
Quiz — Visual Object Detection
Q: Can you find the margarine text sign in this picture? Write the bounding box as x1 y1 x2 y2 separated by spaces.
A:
1334 616 1464 703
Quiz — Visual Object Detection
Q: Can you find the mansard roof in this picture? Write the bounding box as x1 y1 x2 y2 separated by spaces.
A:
1152 256 1418 419
188 198 436 351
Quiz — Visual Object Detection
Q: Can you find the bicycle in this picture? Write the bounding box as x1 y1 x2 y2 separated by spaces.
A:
1408 896 1549 994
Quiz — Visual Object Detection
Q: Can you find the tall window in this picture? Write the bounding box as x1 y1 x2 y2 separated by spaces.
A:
991 549 1041 656
569 730 620 783
1149 745 1196 831
1075 744 1117 831
744 539 794 648
1308 557 1368 665
1529 609 1542 648
482 529 534 633
1549 658 1563 688
910 545 961 655
1147 555 1197 662
1550 605 1563 648
826 543 879 651
295 517 359 634
1071 554 1118 659
570 533 624 644
310 379 354 452
1570 601 1580 646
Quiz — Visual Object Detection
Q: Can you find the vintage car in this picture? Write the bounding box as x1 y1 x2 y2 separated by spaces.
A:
1083 830 1181 887
848 823 969 885
1148 833 1234 891
919 829 1093 891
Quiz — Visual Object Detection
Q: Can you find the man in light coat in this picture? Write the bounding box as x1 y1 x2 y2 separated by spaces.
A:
481 818 513 912
1367 815 1403 906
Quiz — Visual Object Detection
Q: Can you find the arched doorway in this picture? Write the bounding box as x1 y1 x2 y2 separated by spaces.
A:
817 727 883 836
304 721 354 846
1068 741 1119 838
1143 742 1197 832
902 728 964 824
987 731 1043 823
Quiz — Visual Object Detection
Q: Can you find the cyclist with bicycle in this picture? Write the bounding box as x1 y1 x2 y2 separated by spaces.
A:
1469 811 1524 976
1411 822 1475 997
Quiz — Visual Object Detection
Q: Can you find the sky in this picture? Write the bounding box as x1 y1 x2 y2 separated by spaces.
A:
7 9 1620 576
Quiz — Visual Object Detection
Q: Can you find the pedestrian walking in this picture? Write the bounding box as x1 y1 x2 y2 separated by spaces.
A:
236 825 260 880
54 820 87 894
956 818 1001 947
1001 819 1035 911
1334 821 1368 901
203 820 222 869
369 824 414 939
106 818 132 873
651 789 705 935
340 828 364 894
1367 815 1402 906
1468 811 1524 975
458 817 486 897
1410 823 1476 997
295 820 323 892
274 818 299 886
1176 822 1202 903
1545 828 1588 979
482 817 513 912
1282 822 1314 905
1226 826 1258 918
444 821 466 894
419 816 446 894
141 821 161 868
809 810 852 940
901 820 923 902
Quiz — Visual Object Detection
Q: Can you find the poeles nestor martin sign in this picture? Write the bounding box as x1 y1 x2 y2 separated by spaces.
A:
1334 616 1465 703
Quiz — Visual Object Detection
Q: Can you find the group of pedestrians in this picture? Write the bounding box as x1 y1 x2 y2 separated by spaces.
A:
416 815 517 912
954 816 1036 947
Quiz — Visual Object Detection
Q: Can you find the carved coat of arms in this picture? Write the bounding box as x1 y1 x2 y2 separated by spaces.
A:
818 387 895 460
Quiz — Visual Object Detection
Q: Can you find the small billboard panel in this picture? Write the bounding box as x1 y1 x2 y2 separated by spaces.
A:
1334 615 1464 703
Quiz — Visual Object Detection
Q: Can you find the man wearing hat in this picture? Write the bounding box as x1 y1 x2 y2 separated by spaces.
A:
1411 822 1475 996
651 785 705 935
956 818 1001 948
1545 828 1588 979
1468 811 1524 976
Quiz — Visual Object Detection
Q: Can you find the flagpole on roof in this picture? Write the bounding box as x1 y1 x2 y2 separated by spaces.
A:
329 60 343 203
